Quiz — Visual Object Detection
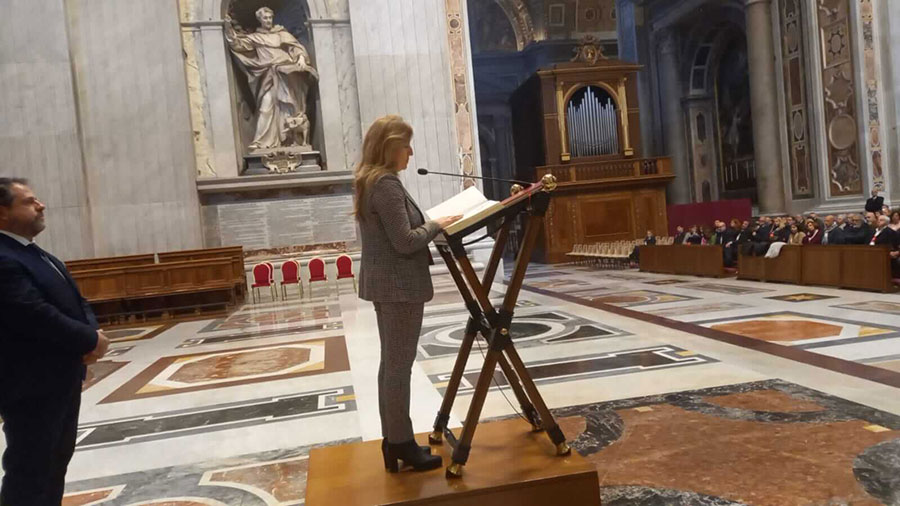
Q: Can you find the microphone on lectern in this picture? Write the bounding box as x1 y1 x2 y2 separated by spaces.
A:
416 168 530 186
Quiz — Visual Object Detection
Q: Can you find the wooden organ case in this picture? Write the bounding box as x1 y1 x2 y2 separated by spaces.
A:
511 38 673 263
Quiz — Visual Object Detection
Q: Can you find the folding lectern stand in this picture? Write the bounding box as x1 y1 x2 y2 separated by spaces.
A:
428 174 570 478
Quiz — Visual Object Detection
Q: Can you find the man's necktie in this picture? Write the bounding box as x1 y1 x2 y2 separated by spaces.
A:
29 243 65 279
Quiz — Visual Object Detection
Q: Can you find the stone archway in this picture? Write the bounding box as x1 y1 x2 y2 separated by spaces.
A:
214 0 324 20
493 0 535 51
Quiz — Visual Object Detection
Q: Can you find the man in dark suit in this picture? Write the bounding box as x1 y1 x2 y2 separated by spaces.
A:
843 214 871 245
821 215 844 245
870 215 898 247
865 189 884 213
750 216 773 256
0 178 109 505
673 225 686 245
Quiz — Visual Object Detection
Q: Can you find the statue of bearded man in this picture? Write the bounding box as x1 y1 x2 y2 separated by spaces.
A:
225 7 318 150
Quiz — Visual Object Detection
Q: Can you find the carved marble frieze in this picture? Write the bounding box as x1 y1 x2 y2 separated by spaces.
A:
817 0 862 196
780 0 814 199
445 0 478 188
859 0 884 191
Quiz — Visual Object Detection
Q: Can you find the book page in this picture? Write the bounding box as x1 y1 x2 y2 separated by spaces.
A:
425 186 488 220
460 199 498 221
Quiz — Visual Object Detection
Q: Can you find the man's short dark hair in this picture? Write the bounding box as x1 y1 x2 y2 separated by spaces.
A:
0 178 29 208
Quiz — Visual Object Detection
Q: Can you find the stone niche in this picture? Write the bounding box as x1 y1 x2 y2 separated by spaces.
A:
181 0 363 256
226 0 325 174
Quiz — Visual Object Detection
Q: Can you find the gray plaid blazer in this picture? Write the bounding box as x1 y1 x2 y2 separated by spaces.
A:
358 174 442 303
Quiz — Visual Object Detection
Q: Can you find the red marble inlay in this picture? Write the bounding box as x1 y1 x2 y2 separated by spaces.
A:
208 458 308 502
566 392 897 505
711 320 841 342
62 489 115 506
170 348 312 383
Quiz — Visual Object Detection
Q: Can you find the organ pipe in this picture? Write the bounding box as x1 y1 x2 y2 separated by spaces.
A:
566 86 619 157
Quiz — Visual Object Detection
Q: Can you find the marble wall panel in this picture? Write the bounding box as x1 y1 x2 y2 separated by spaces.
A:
348 0 479 211
0 0 94 260
67 0 202 257
201 187 356 251
310 20 363 172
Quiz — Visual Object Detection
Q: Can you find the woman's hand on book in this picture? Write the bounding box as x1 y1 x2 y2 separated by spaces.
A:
435 215 463 229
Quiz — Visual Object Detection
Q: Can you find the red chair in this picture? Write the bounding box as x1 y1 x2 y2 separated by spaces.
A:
280 260 303 299
307 257 327 298
250 263 276 303
336 254 356 293
264 262 278 301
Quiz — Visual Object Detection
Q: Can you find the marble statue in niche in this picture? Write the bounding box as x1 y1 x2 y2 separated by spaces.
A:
225 6 320 173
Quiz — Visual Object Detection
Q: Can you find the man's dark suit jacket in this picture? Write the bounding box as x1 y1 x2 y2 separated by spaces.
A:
674 232 687 244
844 225 872 245
823 226 844 245
722 228 738 244
771 226 791 243
753 224 772 243
0 234 98 405
865 196 885 213
872 228 899 248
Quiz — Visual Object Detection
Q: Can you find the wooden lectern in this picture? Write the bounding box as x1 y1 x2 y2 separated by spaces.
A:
427 174 571 479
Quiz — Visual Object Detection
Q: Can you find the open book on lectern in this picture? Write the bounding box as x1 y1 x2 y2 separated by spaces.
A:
425 186 503 238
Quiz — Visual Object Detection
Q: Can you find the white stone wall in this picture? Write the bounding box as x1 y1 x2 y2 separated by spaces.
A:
66 0 202 257
0 0 95 259
348 0 478 211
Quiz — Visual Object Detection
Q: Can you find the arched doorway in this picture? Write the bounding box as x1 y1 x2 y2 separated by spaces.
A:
682 16 757 205
712 35 756 203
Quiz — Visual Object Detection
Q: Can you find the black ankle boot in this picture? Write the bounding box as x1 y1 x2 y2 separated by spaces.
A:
381 438 431 469
382 440 442 472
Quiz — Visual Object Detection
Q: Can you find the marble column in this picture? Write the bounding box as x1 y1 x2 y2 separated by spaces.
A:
657 30 692 204
745 0 787 214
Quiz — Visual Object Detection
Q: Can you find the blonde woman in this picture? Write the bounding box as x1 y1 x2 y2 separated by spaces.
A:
355 115 461 472
788 223 806 245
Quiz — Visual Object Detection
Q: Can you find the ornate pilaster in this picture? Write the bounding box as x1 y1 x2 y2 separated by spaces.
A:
445 0 479 188
817 0 862 196
746 0 787 213
779 0 815 198
859 0 887 192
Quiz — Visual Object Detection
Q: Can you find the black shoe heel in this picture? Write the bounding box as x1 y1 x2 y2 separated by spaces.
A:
385 440 442 472
381 439 400 472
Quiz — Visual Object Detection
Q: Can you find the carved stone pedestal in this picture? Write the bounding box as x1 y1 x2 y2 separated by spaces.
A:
242 148 323 175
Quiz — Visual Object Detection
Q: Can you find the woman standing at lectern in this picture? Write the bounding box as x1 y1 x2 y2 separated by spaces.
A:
355 115 461 472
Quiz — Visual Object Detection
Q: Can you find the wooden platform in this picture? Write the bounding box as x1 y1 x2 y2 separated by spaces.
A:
305 418 600 506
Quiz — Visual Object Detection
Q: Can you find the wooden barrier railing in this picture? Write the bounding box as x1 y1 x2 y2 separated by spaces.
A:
69 246 246 324
738 245 894 292
158 246 246 299
639 245 725 278
66 253 156 272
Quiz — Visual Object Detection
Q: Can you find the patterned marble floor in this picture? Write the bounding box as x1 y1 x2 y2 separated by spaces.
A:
2 267 899 504
520 264 900 376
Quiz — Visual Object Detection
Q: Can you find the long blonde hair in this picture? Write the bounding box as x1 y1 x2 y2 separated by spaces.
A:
353 115 413 221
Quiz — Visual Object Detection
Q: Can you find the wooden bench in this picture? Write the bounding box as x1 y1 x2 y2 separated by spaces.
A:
639 245 725 277
66 253 156 273
71 255 243 325
158 246 246 300
738 245 893 292
737 245 803 284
